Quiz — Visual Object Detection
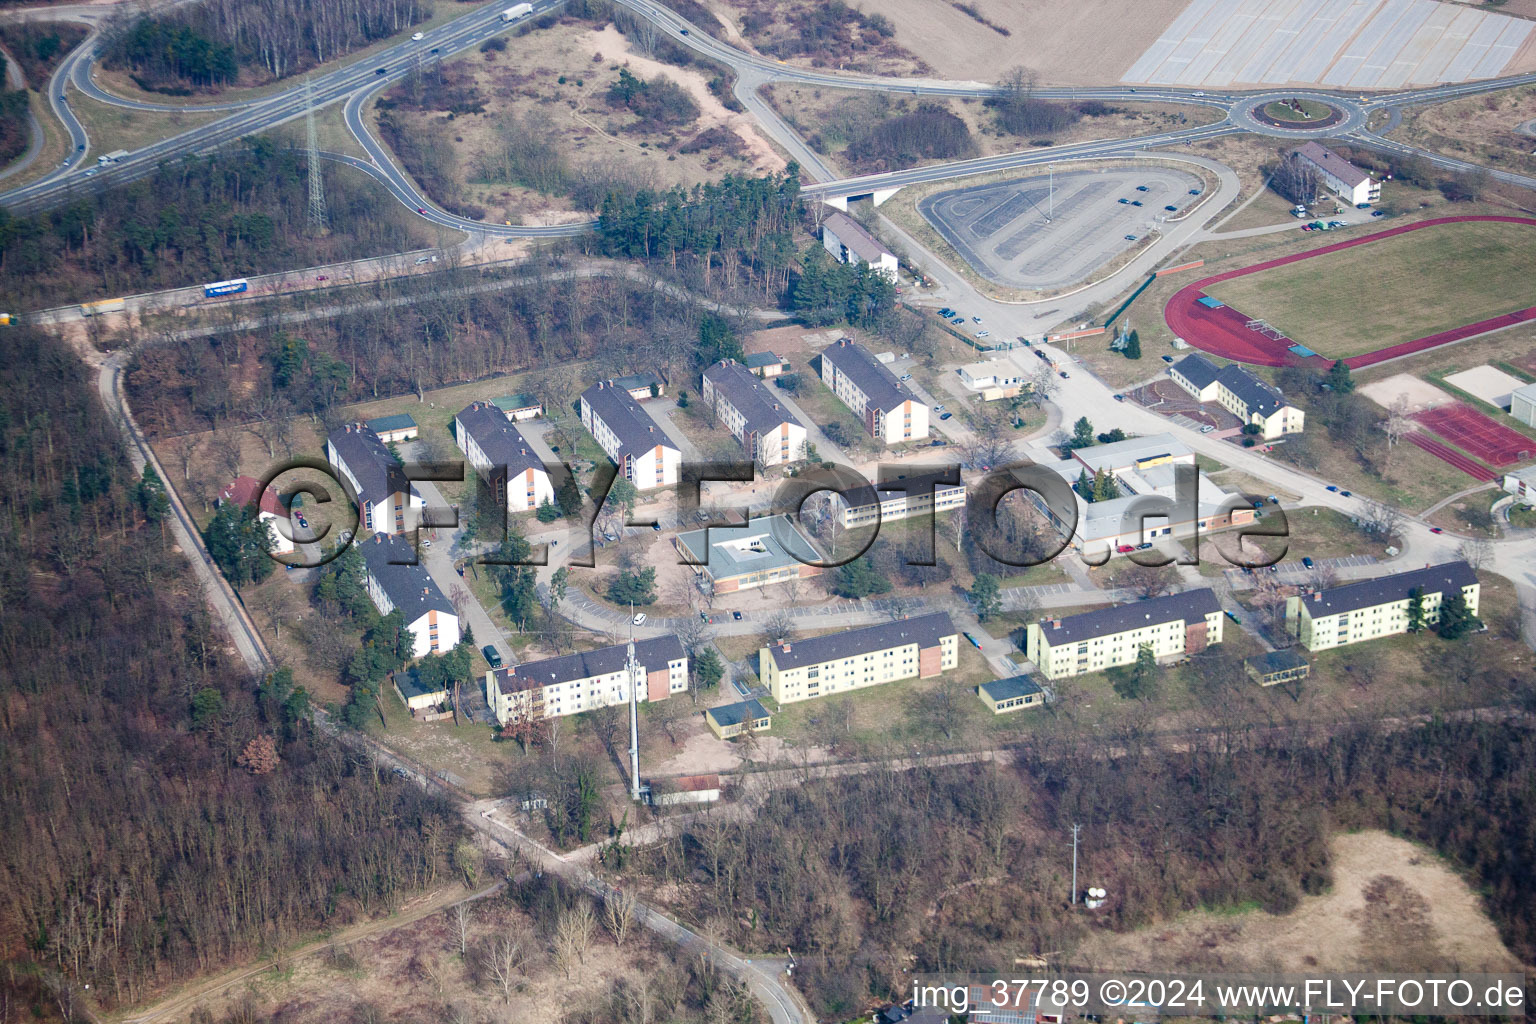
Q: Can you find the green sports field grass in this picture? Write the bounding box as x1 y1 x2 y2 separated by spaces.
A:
1204 220 1536 359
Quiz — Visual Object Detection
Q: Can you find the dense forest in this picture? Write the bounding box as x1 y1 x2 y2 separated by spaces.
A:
0 139 422 310
0 22 88 85
0 326 465 1015
0 78 25 167
101 0 433 90
631 710 1536 1017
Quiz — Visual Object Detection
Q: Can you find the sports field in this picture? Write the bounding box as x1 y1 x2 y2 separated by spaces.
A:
1203 219 1536 359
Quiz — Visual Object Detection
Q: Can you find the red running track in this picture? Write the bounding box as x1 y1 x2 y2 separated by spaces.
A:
1412 405 1535 466
1164 216 1536 370
1404 431 1497 482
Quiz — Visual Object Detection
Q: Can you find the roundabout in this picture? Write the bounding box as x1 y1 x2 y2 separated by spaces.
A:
1229 92 1366 137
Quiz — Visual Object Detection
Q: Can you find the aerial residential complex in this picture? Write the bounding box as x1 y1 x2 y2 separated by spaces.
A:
454 401 555 513
1169 353 1306 439
835 469 966 528
358 532 460 659
326 423 425 536
1284 561 1479 651
484 635 689 725
701 358 808 467
673 515 825 593
760 612 959 704
580 379 683 490
1025 589 1224 680
819 338 929 444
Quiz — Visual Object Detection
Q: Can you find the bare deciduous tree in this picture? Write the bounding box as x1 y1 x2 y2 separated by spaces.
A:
760 609 796 647
480 932 525 1002
552 900 596 978
603 887 637 948
1457 537 1492 571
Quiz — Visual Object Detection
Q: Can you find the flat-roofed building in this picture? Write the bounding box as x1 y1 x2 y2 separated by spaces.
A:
455 401 554 513
957 359 1026 401
1284 561 1479 651
1244 649 1310 687
1169 354 1304 439
1294 141 1381 205
744 351 790 378
1512 382 1536 427
580 379 682 490
366 413 419 443
392 666 449 715
834 469 965 528
1502 464 1536 508
705 698 772 739
701 359 808 467
819 338 928 444
674 514 824 593
610 371 665 401
1025 589 1223 680
977 675 1045 713
358 532 460 658
492 392 544 422
484 635 688 725
326 423 425 537
647 774 721 806
821 211 898 279
760 612 959 704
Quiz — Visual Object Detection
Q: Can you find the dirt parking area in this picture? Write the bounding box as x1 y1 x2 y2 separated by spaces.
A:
1077 830 1521 973
1130 378 1243 430
375 19 782 225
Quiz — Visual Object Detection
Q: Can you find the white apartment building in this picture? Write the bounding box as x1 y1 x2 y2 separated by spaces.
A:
819 338 928 444
835 470 966 528
701 359 808 467
358 532 461 658
326 423 426 536
1025 589 1224 680
1284 561 1479 651
760 613 958 704
821 211 898 280
454 401 555 513
579 379 682 491
484 636 688 725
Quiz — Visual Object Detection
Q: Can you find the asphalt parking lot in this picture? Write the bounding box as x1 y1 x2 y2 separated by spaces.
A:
918 167 1203 291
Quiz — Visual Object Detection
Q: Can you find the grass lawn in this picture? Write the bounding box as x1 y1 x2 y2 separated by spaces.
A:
1205 219 1536 359
367 677 508 798
1262 99 1334 122
1510 503 1536 529
70 93 225 161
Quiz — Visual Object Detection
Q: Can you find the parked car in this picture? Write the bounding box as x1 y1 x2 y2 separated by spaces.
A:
1059 370 1070 379
651 522 662 531
1200 424 1215 433
732 610 743 620
482 646 503 669
1161 355 1175 363
1302 557 1314 568
1372 210 1386 217
1326 485 1339 492
632 612 647 626
1131 200 1143 206
977 330 990 338
940 412 952 420
1340 490 1351 497
1188 188 1201 195
899 373 912 381
1355 202 1371 209
1164 205 1177 211
1430 526 1444 534
1136 185 1149 192
951 317 965 325
1118 198 1129 204
933 404 945 411
1113 394 1124 402
972 316 983 324
1117 544 1135 553
1124 234 1137 241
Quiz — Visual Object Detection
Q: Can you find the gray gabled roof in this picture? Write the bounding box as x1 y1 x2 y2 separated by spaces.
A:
359 532 455 620
456 401 545 480
1171 353 1221 390
581 380 680 461
1035 588 1221 646
820 338 915 414
1299 561 1477 618
766 612 956 670
1296 141 1371 188
493 635 686 693
327 423 407 504
979 675 1044 702
703 359 803 437
823 211 892 264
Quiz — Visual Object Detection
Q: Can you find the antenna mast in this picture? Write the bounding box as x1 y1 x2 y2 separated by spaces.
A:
628 606 641 802
305 76 328 233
